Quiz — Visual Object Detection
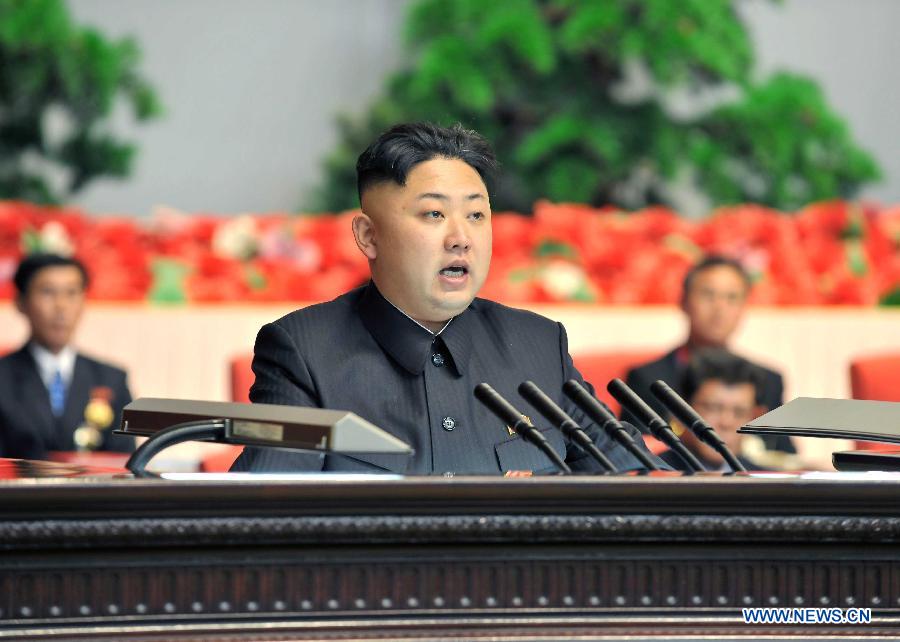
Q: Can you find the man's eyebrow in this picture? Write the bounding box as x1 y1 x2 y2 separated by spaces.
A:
416 192 449 201
415 192 487 201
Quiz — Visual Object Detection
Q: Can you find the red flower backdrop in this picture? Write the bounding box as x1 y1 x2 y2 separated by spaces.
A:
1 200 898 306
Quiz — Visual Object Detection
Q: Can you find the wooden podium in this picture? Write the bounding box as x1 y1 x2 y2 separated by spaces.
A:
2 469 900 640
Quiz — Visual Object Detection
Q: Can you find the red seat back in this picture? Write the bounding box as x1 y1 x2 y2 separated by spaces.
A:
850 353 900 402
229 353 254 403
199 444 244 472
849 353 900 451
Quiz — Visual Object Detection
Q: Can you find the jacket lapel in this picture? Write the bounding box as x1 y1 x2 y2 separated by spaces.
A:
10 346 57 447
58 355 91 449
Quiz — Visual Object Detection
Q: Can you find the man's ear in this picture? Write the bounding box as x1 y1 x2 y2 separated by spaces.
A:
352 213 377 260
14 294 26 315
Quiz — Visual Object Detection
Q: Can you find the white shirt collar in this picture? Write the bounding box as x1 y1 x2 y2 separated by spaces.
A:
380 293 454 336
29 342 77 388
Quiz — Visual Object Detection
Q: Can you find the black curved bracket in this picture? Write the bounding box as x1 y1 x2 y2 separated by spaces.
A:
126 419 229 478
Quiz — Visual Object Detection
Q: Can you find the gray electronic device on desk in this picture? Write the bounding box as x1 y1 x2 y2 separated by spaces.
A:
118 398 413 477
738 397 900 471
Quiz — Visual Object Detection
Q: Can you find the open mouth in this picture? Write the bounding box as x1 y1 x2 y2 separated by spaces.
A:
439 265 469 278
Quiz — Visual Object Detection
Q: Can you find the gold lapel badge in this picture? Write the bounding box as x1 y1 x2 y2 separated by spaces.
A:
74 386 115 451
506 415 532 436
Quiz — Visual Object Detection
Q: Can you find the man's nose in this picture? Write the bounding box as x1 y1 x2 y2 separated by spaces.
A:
444 216 471 252
51 291 75 311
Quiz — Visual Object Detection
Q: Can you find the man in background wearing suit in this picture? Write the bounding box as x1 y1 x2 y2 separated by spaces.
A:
622 255 793 455
0 253 133 459
233 122 664 475
659 348 772 472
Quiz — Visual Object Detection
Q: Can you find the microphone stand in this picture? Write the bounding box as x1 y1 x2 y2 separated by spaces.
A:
474 383 572 475
562 379 660 471
649 380 747 473
607 378 705 472
518 380 617 473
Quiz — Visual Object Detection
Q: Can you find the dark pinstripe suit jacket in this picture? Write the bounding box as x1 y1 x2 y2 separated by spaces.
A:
232 283 664 475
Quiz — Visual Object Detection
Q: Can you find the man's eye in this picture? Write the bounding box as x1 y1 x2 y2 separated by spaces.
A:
470 211 485 221
423 211 443 219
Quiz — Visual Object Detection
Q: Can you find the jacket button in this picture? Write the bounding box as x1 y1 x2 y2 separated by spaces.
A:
442 417 456 431
431 353 445 367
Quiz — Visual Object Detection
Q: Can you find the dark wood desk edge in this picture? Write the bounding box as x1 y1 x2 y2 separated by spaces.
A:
2 475 900 518
1 476 900 550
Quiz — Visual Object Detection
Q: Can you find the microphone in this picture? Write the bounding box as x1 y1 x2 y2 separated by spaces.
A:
649 380 747 472
562 379 660 471
606 378 705 472
474 383 572 474
518 381 617 473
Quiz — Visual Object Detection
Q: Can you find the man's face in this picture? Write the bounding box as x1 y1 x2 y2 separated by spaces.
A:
355 158 492 331
680 379 759 466
682 265 748 347
16 266 86 353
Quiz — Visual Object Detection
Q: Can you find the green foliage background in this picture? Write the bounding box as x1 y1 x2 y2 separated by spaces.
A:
312 0 880 214
0 0 161 204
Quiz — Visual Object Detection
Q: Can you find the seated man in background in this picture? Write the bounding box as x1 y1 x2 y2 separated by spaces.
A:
660 348 771 472
0 254 133 459
233 122 664 475
622 255 794 455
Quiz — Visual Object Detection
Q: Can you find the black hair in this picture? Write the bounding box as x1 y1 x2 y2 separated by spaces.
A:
681 254 752 302
356 122 498 202
682 348 766 406
13 253 89 296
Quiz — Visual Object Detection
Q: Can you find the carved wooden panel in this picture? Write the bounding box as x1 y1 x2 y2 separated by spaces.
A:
3 544 898 625
3 475 900 639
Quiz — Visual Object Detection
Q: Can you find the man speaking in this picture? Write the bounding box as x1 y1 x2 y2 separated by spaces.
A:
232 122 662 475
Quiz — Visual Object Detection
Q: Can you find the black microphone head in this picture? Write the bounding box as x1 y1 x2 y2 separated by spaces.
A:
606 378 668 435
650 379 718 442
473 382 494 404
649 379 690 419
474 382 529 430
563 379 616 422
519 380 571 430
606 378 630 399
649 379 674 398
517 380 541 399
517 381 555 410
562 379 584 398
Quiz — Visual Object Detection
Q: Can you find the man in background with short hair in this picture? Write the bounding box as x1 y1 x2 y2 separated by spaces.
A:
622 255 793 455
0 253 133 459
660 348 771 472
